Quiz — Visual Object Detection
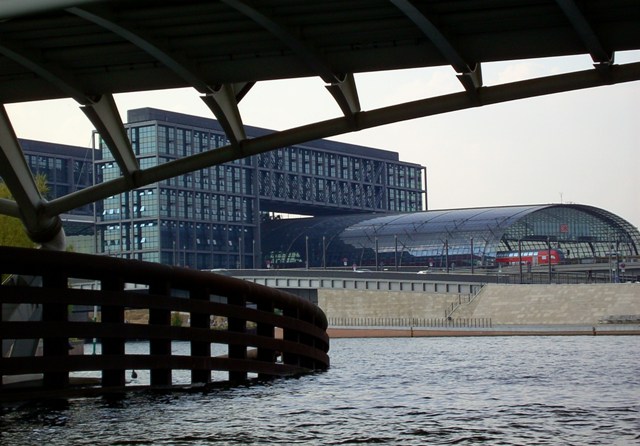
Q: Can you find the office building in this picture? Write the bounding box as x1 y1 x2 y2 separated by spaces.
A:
17 139 96 254
95 108 426 269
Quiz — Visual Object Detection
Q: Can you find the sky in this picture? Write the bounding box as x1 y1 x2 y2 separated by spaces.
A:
5 51 640 230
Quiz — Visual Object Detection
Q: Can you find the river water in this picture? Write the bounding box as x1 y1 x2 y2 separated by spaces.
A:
2 336 639 445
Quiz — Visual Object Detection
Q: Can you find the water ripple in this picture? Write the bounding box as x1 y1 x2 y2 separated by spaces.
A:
2 336 639 445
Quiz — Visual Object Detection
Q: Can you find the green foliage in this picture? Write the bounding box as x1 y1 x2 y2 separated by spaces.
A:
0 175 49 248
171 311 184 327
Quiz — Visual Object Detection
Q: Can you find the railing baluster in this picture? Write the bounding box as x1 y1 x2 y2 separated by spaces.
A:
228 293 248 382
42 273 69 389
0 247 330 398
190 287 211 385
149 280 172 387
256 300 276 379
101 276 126 388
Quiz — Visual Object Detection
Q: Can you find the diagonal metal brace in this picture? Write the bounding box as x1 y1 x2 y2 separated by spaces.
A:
326 73 361 126
457 63 483 94
0 105 64 248
81 94 139 185
201 84 247 146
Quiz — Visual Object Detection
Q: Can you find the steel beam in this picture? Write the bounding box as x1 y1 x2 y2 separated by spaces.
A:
222 0 361 119
555 0 613 65
0 198 19 218
0 106 42 218
0 106 64 248
0 31 138 192
68 6 212 93
0 38 87 104
41 62 640 219
391 0 482 91
0 0 100 19
69 5 249 145
201 85 247 146
325 73 361 124
81 94 139 182
222 0 337 83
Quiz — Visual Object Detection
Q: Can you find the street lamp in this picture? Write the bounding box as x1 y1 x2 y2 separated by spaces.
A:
470 237 474 275
547 236 552 283
445 239 449 273
375 236 379 271
394 234 398 271
322 235 326 269
518 239 523 284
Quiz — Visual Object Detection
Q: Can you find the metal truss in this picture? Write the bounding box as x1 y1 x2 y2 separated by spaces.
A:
0 1 639 247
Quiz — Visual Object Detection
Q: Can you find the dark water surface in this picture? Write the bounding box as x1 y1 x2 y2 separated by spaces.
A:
2 336 639 445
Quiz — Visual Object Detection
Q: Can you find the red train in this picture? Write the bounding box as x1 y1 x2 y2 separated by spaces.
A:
496 249 563 266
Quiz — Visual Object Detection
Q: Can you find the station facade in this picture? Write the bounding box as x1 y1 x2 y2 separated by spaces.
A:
15 111 639 275
94 108 426 269
261 204 640 270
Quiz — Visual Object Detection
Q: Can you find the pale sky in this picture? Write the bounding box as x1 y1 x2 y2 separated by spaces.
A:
6 51 640 230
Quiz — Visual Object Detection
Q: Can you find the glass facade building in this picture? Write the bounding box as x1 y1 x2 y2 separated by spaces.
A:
16 139 96 254
95 108 426 269
10 132 640 274
261 204 640 269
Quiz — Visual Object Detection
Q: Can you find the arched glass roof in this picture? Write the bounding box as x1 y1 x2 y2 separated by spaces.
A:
261 204 640 269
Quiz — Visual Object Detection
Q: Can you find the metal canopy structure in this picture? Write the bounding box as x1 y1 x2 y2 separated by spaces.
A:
260 204 640 268
1 0 639 247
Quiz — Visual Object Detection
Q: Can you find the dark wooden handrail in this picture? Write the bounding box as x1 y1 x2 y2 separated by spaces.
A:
0 247 330 395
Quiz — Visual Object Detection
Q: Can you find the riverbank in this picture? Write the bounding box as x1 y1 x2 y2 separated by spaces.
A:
327 324 640 338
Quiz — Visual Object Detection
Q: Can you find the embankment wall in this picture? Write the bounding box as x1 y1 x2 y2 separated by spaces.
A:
318 284 640 325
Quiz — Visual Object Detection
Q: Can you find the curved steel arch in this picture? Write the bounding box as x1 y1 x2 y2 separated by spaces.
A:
0 0 639 247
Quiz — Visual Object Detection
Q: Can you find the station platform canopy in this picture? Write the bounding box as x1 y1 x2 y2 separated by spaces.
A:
261 204 640 268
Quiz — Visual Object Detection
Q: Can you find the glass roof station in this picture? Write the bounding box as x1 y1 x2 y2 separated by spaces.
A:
261 204 640 270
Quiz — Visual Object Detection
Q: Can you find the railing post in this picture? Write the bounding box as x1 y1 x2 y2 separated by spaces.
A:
101 277 126 388
228 294 247 382
256 300 276 379
149 280 172 387
0 298 3 389
282 306 300 367
190 287 211 385
42 273 70 389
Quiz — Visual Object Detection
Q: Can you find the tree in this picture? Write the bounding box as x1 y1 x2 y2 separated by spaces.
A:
0 175 49 248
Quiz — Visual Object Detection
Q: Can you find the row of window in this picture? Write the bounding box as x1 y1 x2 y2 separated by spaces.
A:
26 155 94 214
100 220 254 258
159 190 253 222
99 124 423 193
101 188 254 224
257 148 422 187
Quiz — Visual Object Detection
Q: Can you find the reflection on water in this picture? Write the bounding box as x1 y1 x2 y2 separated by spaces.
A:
2 336 639 445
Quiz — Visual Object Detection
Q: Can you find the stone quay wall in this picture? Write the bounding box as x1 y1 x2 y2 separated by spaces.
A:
318 283 640 327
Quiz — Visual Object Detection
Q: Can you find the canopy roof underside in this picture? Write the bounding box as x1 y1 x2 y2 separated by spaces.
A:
1 0 640 103
1 1 640 247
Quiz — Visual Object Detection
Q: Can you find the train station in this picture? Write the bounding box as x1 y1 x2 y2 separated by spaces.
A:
261 204 640 274
18 123 640 280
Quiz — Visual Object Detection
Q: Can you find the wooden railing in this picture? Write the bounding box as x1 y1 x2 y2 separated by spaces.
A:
0 247 329 394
